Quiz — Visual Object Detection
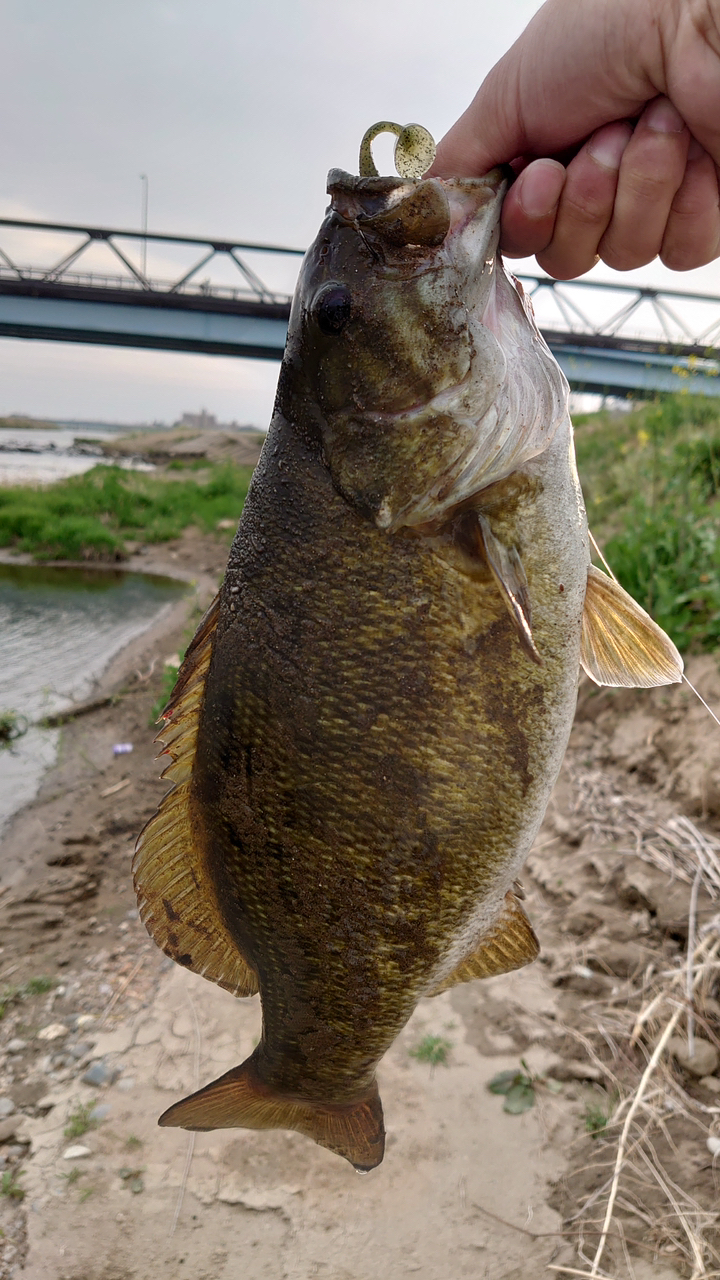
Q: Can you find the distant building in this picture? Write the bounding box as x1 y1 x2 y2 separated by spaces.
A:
179 409 218 431
177 409 261 433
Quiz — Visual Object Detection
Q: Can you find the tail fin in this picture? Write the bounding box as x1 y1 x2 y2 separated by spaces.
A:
158 1052 385 1171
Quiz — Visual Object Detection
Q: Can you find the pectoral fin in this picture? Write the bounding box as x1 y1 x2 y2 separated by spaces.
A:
428 891 539 996
478 515 543 665
581 566 683 688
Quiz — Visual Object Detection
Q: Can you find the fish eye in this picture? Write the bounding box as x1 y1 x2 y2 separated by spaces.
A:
314 284 352 335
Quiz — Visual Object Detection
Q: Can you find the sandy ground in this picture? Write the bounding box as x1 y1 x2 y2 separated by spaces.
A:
1 527 719 1279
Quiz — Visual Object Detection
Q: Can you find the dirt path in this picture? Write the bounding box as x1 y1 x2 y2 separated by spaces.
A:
1 530 718 1279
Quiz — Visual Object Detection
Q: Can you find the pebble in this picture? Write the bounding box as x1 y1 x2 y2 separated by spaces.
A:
707 1136 720 1157
0 1098 15 1118
701 1076 720 1095
82 1059 122 1087
76 1014 95 1029
668 1036 719 1078
69 1041 94 1060
116 1077 135 1092
63 1145 92 1160
7 1039 27 1054
89 1104 111 1122
37 1023 69 1042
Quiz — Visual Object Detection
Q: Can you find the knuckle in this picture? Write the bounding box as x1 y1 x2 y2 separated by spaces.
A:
600 240 656 272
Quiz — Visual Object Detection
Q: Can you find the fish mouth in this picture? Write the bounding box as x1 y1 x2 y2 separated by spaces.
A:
326 167 509 259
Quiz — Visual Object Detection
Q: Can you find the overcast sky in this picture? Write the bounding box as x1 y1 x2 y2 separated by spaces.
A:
1 0 719 427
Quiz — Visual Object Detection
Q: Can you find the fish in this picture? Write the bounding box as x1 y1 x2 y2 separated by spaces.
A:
133 123 683 1172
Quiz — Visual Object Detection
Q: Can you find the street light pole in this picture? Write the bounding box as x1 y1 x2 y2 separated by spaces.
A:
140 174 148 280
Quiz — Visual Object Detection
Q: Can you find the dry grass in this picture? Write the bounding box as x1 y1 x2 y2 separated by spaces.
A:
547 772 720 1279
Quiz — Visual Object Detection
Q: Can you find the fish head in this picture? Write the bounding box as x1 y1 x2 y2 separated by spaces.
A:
279 166 567 530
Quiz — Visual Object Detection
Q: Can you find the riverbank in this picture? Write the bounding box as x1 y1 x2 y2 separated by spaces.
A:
0 529 719 1277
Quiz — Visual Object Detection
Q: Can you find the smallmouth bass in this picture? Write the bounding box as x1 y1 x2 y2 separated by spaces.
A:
134 125 682 1171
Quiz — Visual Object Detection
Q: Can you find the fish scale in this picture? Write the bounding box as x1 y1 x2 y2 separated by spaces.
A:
134 136 683 1170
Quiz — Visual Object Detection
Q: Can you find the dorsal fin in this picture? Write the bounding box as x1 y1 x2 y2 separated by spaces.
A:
427 891 539 996
133 594 259 998
581 565 683 688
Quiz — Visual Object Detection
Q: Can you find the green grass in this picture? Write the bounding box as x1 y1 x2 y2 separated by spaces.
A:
149 660 181 726
0 975 55 1019
64 1103 98 1140
0 462 252 561
584 1101 611 1137
409 1034 453 1066
574 394 720 653
0 1171 24 1201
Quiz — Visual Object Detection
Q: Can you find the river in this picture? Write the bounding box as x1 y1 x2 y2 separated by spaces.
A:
0 563 187 833
0 425 155 485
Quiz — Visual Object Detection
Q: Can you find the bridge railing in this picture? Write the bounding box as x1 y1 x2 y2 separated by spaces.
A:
0 217 304 306
2 215 720 364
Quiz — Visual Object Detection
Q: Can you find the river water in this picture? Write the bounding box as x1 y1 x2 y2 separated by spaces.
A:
0 563 187 833
0 426 155 485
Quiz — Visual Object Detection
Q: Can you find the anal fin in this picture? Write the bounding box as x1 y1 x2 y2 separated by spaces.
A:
477 514 543 665
133 593 259 998
428 891 539 996
159 1050 385 1172
581 565 683 688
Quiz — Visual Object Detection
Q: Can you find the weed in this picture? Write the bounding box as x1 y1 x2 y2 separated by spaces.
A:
0 710 28 743
79 1187 94 1202
23 976 55 996
0 975 55 1018
487 1059 563 1115
64 1103 98 1140
118 1166 145 1194
125 1135 143 1150
149 659 181 725
585 1102 611 1137
61 1167 81 1185
409 1034 453 1067
0 1170 24 1201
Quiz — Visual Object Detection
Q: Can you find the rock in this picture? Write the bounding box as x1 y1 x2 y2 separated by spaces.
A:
37 1023 69 1042
0 1116 21 1143
82 1059 122 1087
75 1014 95 1029
700 1076 720 1094
116 1077 136 1092
62 1144 92 1160
7 1039 27 1054
668 1035 719 1077
5 1142 29 1157
0 1098 15 1118
707 1136 720 1157
69 1041 94 1060
547 1059 603 1083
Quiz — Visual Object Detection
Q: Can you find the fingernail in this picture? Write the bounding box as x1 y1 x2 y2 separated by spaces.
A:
516 159 565 220
588 124 631 171
645 96 685 134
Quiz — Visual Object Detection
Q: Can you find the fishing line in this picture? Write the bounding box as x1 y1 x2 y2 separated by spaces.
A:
589 528 720 730
588 529 617 581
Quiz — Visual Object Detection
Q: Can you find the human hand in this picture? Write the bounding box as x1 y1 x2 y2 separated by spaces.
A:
429 0 720 277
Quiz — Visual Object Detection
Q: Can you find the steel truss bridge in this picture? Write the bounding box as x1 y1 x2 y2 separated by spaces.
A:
1 215 720 396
